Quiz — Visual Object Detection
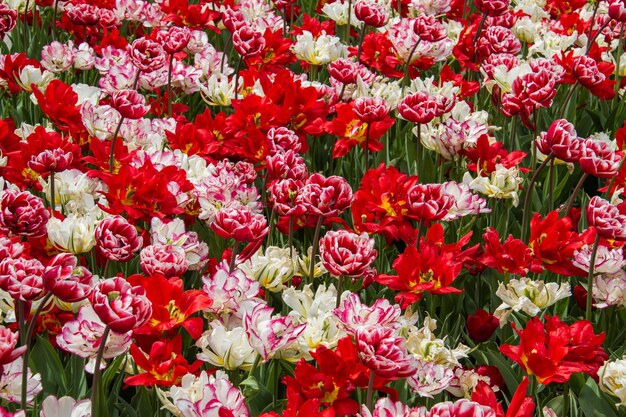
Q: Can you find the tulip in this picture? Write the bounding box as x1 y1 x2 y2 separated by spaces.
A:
109 90 150 120
474 0 509 16
354 1 388 28
466 309 499 342
90 277 152 334
95 216 143 263
0 257 44 301
355 327 417 379
156 27 191 54
318 230 377 278
140 244 189 278
129 38 167 73
0 190 50 238
587 196 626 241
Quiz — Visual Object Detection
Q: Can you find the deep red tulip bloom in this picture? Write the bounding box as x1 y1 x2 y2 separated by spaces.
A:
354 0 389 27
528 211 586 276
480 228 543 276
474 0 510 16
466 309 499 343
376 224 475 308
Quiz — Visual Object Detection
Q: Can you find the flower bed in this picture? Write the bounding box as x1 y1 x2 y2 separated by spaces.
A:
0 0 626 416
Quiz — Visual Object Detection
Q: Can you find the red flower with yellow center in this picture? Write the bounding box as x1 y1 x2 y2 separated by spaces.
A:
376 224 476 308
327 103 394 159
352 163 419 244
500 316 608 385
125 335 202 387
128 273 212 339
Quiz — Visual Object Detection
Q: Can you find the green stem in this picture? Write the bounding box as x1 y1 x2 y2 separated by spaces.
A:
167 53 174 117
22 0 30 56
345 0 353 42
108 116 125 173
586 18 612 55
520 154 554 242
563 381 570 417
248 353 261 378
615 22 625 94
548 158 555 211
364 123 371 172
21 292 53 411
402 40 421 90
91 325 111 417
559 82 579 119
562 173 589 217
472 13 487 44
288 216 294 259
49 171 55 213
17 300 26 345
356 22 367 63
336 276 344 308
233 54 243 100
51 0 58 39
365 370 375 410
308 216 324 283
586 233 601 321
416 123 422 177
229 241 242 273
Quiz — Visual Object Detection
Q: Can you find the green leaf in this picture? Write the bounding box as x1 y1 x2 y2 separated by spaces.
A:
578 376 618 417
64 355 88 398
241 376 273 416
30 336 68 395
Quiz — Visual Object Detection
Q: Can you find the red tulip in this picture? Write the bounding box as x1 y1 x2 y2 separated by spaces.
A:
466 309 499 342
352 97 390 123
211 206 269 243
90 277 152 334
397 92 440 124
354 0 389 28
0 257 44 301
43 253 94 302
129 38 167 72
0 190 50 238
232 26 266 57
587 196 626 241
500 316 607 384
474 0 510 16
95 215 143 262
0 5 17 38
609 0 626 22
579 138 622 178
406 183 454 222
156 27 191 54
536 119 583 163
318 230 377 278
